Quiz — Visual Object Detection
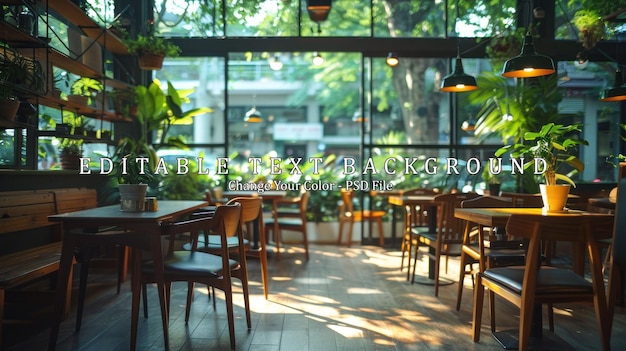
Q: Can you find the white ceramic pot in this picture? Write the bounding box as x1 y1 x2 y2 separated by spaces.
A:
119 184 148 212
539 184 570 212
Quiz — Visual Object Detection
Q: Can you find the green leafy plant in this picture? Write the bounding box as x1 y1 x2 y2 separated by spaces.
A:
124 34 181 57
71 77 103 97
59 139 82 158
116 152 158 185
496 123 588 187
573 9 606 49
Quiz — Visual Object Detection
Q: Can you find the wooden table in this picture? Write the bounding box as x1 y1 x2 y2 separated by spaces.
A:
47 200 208 351
454 207 592 349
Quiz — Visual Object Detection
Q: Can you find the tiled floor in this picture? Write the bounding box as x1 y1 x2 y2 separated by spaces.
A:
6 244 626 350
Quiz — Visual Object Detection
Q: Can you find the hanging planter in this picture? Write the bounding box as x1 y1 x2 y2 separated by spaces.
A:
138 53 165 71
573 10 606 49
124 33 180 71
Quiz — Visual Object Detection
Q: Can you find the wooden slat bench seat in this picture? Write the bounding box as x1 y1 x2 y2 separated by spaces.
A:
0 188 101 346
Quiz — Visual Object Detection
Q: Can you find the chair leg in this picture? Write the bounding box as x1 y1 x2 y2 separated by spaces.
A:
434 251 441 297
117 245 129 294
185 282 194 322
337 220 344 246
142 283 148 318
75 259 90 332
302 225 310 261
456 253 468 311
410 242 420 284
0 289 4 347
347 220 354 248
130 250 142 351
489 290 496 332
224 285 236 350
472 274 485 342
547 303 554 332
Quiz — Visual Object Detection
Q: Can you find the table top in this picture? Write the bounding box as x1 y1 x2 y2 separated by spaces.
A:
223 190 287 200
454 207 587 227
388 194 438 206
48 200 208 224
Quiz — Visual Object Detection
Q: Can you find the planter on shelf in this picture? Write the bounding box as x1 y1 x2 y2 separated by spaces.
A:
85 130 97 138
59 142 82 170
55 123 71 135
138 53 165 71
67 94 89 105
73 126 85 136
119 184 148 212
100 130 112 141
540 184 571 212
0 98 20 122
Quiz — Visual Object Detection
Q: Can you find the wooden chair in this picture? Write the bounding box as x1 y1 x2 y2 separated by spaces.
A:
499 192 544 208
472 213 614 351
410 192 479 296
189 197 270 299
337 188 386 247
608 176 626 339
400 188 440 271
265 191 310 260
456 196 524 311
131 203 250 350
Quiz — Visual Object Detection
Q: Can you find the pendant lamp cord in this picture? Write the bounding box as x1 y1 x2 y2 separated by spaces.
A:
454 0 460 58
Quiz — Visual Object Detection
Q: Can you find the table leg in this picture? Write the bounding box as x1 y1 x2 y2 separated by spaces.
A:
48 235 77 351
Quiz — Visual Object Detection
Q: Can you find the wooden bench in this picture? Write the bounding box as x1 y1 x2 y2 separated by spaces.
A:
0 188 100 345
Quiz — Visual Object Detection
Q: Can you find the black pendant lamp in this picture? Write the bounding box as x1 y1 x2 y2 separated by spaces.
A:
440 56 478 92
440 2 477 92
244 107 263 123
501 33 555 78
600 68 626 102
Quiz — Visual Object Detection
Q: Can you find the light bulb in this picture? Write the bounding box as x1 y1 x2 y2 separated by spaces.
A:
313 52 324 66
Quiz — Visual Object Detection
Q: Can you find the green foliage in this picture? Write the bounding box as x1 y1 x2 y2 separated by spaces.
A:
573 9 606 48
125 34 181 57
58 139 82 157
70 77 103 97
496 123 587 187
116 153 158 185
0 48 44 98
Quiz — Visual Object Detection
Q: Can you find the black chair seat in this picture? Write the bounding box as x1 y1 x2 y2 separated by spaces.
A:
265 218 304 227
182 236 250 251
482 266 593 295
143 251 240 276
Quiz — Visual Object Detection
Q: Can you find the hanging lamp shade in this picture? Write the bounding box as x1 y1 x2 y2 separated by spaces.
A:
600 69 626 102
502 34 555 78
244 107 263 123
440 57 478 92
386 52 399 67
307 0 332 22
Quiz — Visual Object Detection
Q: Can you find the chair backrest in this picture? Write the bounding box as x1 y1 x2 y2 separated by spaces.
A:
339 188 355 217
612 177 626 269
226 196 264 224
461 195 513 209
403 187 440 196
500 192 544 208
434 192 477 243
161 203 242 257
298 191 310 221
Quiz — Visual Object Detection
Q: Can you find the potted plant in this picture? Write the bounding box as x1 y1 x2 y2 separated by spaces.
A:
573 9 606 49
496 123 587 212
58 139 82 170
124 34 181 70
482 163 502 196
116 152 156 211
68 77 102 106
0 50 25 121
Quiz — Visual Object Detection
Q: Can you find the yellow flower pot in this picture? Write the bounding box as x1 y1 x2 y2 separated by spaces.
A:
539 184 570 212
